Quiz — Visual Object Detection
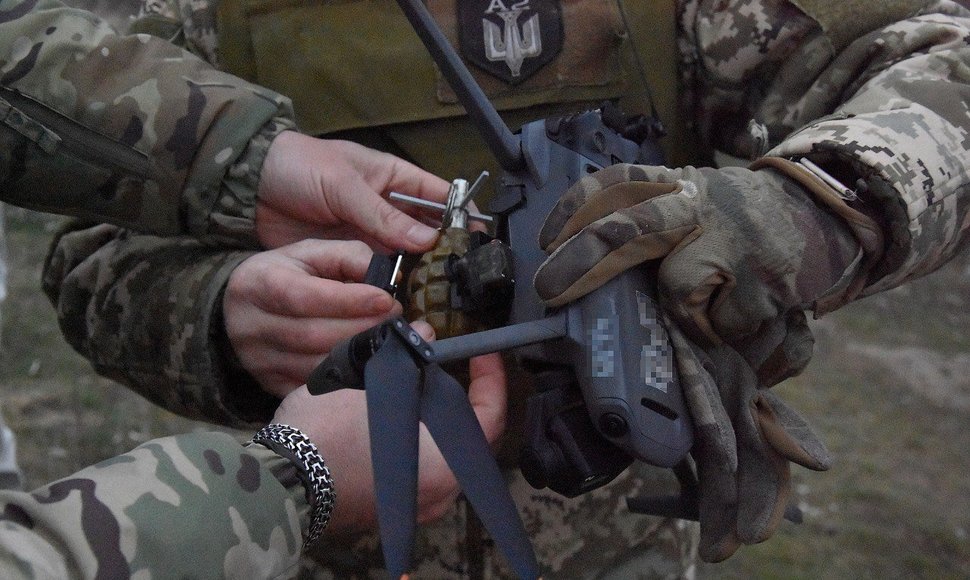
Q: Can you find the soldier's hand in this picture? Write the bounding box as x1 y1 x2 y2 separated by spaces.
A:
271 345 508 537
664 316 830 562
532 160 884 561
255 131 448 252
534 161 883 383
223 239 401 398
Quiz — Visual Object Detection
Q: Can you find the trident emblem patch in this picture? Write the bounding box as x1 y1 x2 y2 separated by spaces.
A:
458 0 563 85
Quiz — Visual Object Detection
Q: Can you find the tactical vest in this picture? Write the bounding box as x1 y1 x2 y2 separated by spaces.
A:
217 0 688 182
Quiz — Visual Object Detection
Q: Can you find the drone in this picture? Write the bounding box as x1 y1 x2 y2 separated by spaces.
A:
306 1 695 577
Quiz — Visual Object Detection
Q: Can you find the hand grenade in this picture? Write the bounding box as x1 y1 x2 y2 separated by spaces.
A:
405 173 488 339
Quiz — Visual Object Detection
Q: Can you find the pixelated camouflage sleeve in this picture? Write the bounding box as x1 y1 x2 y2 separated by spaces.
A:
679 0 970 297
0 431 307 579
42 221 280 427
0 0 294 246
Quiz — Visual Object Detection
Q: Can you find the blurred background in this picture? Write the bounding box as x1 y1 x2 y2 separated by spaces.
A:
1 207 968 578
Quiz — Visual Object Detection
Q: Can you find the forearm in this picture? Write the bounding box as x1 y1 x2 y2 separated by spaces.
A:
42 222 278 426
0 432 305 579
682 1 970 296
768 7 970 293
0 0 294 243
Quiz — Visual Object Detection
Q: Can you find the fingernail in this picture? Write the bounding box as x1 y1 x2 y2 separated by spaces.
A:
412 320 435 342
407 224 439 247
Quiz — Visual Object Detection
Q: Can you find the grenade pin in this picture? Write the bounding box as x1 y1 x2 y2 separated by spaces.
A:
389 171 493 226
442 170 489 230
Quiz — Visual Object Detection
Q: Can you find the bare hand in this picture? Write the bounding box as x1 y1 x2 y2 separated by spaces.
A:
224 239 401 398
255 131 449 252
272 342 508 537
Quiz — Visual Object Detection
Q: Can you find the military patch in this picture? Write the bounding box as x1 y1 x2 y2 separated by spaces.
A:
457 0 563 85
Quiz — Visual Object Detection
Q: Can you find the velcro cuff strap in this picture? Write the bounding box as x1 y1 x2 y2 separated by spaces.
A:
749 156 885 316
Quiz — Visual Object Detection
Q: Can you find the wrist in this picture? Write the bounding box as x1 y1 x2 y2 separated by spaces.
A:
250 424 335 548
212 278 281 424
214 118 296 247
749 156 885 315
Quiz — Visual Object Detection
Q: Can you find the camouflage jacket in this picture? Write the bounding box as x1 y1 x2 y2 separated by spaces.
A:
33 0 970 578
0 0 296 245
0 0 315 576
40 0 970 425
0 433 308 578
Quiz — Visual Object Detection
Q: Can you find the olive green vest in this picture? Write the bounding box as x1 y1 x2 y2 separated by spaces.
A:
217 0 687 182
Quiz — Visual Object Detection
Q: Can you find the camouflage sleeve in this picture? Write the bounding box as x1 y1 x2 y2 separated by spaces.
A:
0 432 306 579
0 0 295 245
42 221 280 427
679 0 970 295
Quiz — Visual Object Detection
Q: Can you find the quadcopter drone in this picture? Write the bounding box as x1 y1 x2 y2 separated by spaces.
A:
306 1 695 576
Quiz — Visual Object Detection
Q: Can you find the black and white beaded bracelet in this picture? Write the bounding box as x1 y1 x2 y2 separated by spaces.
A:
251 424 335 547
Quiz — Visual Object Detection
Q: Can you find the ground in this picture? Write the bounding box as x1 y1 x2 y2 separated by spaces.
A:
1 207 968 578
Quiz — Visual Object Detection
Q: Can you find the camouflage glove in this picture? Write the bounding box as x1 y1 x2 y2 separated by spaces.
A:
535 161 884 381
665 312 831 562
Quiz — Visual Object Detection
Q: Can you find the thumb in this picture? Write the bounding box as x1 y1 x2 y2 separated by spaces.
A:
466 353 508 445
411 320 436 343
363 151 451 252
342 175 442 253
536 194 700 308
756 391 832 471
538 164 680 251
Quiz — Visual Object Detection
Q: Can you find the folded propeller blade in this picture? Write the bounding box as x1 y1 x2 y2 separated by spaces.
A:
312 317 539 578
364 334 422 577
420 364 540 579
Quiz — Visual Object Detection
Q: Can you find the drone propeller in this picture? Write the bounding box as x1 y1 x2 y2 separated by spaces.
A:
363 331 421 571
308 318 540 579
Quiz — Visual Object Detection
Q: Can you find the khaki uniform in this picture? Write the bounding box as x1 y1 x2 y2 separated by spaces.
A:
25 0 970 577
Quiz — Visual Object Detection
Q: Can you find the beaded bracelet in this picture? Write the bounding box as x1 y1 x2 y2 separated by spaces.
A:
252 424 335 547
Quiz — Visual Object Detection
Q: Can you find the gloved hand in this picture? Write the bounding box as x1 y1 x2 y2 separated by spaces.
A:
534 160 883 382
665 311 831 561
533 160 884 560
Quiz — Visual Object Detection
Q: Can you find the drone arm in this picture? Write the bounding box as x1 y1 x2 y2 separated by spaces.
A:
396 0 524 171
431 313 568 363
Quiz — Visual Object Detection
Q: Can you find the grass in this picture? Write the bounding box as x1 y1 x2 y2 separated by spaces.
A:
1 207 969 578
697 252 970 578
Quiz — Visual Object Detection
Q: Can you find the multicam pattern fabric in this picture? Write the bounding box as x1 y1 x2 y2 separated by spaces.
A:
18 0 970 577
134 0 221 64
41 222 278 426
528 162 858 560
660 310 832 562
0 432 306 579
531 162 877 342
0 0 293 246
0 1 314 575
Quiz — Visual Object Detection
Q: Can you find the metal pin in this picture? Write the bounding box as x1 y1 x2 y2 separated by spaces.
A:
465 171 489 205
442 178 470 229
797 158 858 201
389 191 494 223
390 252 404 289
